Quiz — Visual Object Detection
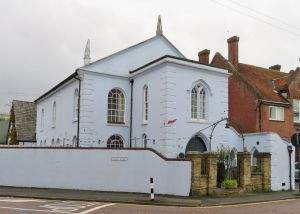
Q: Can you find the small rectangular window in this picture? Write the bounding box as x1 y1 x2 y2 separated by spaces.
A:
269 106 284 121
293 99 300 123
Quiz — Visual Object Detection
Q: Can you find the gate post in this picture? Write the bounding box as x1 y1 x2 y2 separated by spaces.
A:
237 152 252 191
203 153 218 195
258 153 271 191
186 152 202 195
186 152 218 196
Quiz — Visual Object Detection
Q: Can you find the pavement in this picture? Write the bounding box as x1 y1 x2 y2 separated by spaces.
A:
0 186 299 207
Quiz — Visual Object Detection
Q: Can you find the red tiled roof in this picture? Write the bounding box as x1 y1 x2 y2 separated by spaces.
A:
237 63 289 103
273 76 290 92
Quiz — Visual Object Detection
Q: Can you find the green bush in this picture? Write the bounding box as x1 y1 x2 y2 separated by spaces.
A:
223 179 238 189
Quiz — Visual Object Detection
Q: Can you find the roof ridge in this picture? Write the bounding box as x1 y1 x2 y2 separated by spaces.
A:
238 62 288 75
80 35 185 69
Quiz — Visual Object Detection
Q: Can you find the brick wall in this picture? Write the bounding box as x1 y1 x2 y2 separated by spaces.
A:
228 75 260 133
260 104 295 139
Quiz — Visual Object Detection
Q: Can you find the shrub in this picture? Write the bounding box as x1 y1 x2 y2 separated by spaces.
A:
223 179 238 189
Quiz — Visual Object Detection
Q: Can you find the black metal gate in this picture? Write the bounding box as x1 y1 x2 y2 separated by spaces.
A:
217 156 240 188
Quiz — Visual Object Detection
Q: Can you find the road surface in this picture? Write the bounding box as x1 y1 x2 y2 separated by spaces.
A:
0 197 299 213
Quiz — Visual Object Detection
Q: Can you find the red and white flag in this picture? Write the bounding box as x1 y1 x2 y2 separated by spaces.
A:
165 119 177 126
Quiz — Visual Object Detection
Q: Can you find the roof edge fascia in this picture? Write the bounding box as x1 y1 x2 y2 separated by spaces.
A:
130 55 229 77
35 71 78 103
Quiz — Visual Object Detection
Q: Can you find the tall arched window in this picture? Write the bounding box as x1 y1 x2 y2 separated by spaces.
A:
107 135 124 148
52 101 56 126
107 88 125 124
191 83 206 120
41 109 44 128
142 133 147 148
143 85 148 122
56 138 60 146
74 89 79 120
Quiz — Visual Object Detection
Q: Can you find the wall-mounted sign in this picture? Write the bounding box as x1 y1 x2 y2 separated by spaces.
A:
111 157 128 161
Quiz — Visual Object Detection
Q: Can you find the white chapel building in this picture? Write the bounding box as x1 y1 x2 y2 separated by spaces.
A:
35 17 233 157
34 17 294 190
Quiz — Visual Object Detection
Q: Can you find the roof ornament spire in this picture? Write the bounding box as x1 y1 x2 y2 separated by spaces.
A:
156 15 163 36
83 39 91 66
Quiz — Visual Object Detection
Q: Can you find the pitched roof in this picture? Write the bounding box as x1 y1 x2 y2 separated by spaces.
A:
237 63 289 103
211 52 290 104
35 72 78 103
80 35 185 77
12 100 36 142
129 55 227 75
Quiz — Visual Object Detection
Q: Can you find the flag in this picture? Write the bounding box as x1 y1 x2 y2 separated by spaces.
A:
165 119 177 126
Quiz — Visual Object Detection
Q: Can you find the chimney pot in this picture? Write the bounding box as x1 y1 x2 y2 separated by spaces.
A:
227 36 239 67
198 49 210 64
269 64 281 71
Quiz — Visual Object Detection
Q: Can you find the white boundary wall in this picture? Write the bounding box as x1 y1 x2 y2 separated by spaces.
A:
0 148 191 196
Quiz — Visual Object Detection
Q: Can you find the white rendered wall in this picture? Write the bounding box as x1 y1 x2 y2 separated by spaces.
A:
36 80 79 147
78 71 131 147
242 133 295 191
0 148 191 196
131 62 231 157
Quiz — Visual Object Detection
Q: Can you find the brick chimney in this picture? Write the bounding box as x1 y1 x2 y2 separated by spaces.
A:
198 49 210 64
269 64 281 71
227 36 239 67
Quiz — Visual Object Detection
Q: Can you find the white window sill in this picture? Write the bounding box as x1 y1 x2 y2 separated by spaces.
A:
269 118 284 122
142 121 148 125
107 123 128 128
72 120 78 123
188 119 209 124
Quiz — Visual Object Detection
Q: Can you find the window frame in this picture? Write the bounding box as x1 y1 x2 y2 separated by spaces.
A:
143 85 149 123
107 134 124 148
73 89 79 121
269 106 284 121
41 109 44 129
52 101 57 127
191 83 206 121
107 88 126 124
142 133 147 148
293 99 300 123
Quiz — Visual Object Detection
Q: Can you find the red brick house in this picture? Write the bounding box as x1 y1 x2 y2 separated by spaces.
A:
198 36 300 160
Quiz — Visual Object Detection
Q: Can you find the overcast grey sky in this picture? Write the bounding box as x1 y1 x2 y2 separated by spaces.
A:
1 0 300 112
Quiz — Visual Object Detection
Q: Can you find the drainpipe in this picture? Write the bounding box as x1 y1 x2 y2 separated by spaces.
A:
287 145 293 191
130 79 134 148
258 100 262 132
74 73 81 148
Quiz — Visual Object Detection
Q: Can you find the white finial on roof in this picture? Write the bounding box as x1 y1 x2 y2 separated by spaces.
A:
83 39 91 65
156 15 163 36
